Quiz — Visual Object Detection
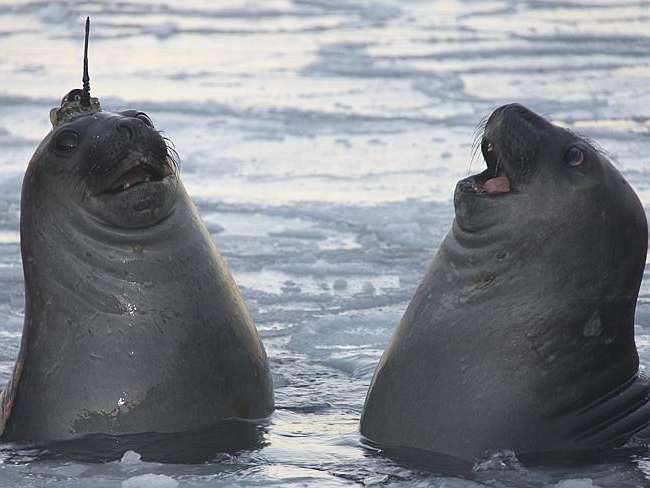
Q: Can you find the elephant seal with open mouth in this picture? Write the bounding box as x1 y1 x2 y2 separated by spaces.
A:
360 103 650 461
0 19 273 443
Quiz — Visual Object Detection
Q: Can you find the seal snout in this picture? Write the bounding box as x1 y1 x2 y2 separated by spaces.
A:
96 114 176 195
459 103 548 197
115 115 157 144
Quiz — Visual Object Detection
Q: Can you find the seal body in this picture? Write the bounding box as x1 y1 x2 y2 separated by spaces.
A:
360 104 650 461
0 110 273 441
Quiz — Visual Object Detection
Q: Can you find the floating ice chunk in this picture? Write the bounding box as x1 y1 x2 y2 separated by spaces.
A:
323 352 381 378
555 480 599 488
332 279 347 291
472 450 520 472
334 138 352 148
122 473 179 488
396 479 485 487
363 474 389 485
381 222 423 248
270 229 327 240
120 450 142 465
361 282 376 294
51 462 89 477
287 311 399 375
281 280 302 293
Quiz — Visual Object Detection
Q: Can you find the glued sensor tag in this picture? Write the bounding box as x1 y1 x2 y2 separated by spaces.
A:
50 89 101 126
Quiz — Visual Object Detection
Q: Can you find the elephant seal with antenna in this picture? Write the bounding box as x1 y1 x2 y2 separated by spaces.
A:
360 103 650 461
0 18 273 442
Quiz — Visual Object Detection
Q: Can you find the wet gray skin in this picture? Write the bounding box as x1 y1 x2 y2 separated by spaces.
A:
0 110 274 441
360 103 650 461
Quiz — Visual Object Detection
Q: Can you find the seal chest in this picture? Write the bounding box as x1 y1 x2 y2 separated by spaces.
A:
0 18 273 442
360 103 650 461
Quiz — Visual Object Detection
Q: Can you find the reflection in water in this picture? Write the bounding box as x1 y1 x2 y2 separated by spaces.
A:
362 441 475 479
365 440 650 487
1 418 268 464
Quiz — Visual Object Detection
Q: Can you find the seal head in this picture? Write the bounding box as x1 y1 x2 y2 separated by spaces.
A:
41 109 179 229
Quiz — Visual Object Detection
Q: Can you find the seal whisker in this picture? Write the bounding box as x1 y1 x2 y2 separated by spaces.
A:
469 126 486 174
469 141 482 174
474 114 489 133
159 132 181 173
493 154 503 177
471 128 484 149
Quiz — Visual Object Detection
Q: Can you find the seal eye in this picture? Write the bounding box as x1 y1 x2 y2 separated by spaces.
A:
564 146 585 167
136 113 154 128
55 130 79 152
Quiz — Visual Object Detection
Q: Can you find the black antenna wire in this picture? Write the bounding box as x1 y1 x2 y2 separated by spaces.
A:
80 16 91 107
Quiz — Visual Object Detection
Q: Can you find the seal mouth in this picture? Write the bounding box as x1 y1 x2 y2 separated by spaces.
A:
106 157 171 194
458 137 511 196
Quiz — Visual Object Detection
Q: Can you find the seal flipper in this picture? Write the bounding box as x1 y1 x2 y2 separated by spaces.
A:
569 373 650 446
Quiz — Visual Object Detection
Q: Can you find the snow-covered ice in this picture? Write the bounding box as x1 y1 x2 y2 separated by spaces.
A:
122 474 178 488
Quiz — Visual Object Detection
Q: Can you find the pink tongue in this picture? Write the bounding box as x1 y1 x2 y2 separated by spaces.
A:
481 175 510 194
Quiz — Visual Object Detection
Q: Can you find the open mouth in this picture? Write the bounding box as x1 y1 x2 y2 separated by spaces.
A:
106 160 168 194
459 138 511 195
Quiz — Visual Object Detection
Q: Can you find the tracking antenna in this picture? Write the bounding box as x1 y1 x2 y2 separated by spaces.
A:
50 16 101 126
80 16 91 107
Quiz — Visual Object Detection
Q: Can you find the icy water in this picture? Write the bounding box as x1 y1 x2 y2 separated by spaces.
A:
1 0 650 486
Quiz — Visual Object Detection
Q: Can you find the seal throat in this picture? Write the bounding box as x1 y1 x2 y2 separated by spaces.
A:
461 137 511 195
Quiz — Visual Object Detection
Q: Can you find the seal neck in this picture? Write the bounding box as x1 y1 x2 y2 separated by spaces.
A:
21 185 206 289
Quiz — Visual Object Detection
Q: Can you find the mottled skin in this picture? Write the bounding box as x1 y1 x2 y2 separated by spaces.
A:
0 110 273 441
360 104 650 461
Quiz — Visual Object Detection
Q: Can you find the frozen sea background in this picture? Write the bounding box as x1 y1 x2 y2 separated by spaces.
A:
1 0 650 486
